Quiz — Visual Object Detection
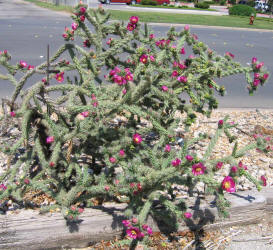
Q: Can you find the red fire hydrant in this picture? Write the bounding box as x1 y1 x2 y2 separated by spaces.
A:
249 14 255 25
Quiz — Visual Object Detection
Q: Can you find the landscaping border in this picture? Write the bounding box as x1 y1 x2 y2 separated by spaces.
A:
0 188 272 249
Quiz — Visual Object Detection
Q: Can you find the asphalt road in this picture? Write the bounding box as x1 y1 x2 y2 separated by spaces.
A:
0 0 273 108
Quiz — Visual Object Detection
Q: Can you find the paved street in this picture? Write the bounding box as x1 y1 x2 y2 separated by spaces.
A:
0 0 273 108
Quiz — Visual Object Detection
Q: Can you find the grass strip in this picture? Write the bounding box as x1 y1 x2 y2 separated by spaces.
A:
24 0 273 30
132 4 217 11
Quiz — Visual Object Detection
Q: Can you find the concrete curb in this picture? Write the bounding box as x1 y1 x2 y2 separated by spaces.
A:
0 188 272 249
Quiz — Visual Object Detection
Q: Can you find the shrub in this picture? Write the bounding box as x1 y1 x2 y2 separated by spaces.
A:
246 0 255 7
178 5 189 8
228 0 236 5
194 2 210 8
204 1 215 4
0 4 269 248
229 4 256 16
141 0 157 5
220 0 226 5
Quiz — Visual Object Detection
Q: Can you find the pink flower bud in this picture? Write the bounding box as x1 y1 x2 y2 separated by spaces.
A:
184 212 192 218
216 162 223 169
161 85 168 92
231 166 237 173
24 179 30 185
104 185 110 191
263 73 269 80
218 120 224 127
252 57 257 64
184 24 190 31
131 218 138 224
80 7 86 14
180 47 186 55
10 111 16 117
185 155 193 162
71 22 78 31
71 205 76 211
80 15 85 22
164 144 171 152
46 136 54 144
109 157 116 163
122 88 127 95
119 149 125 157
49 162 55 167
78 208 84 213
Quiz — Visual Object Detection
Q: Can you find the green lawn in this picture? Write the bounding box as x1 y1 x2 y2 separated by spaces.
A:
132 4 217 11
24 0 273 30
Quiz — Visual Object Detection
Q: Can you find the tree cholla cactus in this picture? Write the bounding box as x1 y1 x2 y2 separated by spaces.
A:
0 3 270 245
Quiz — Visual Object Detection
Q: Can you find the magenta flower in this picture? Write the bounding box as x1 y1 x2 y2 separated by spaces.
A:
178 63 187 70
146 226 153 235
71 22 78 31
24 179 30 185
225 52 234 58
130 16 139 24
55 72 64 83
142 224 148 230
185 155 193 162
131 218 138 224
173 61 178 67
125 73 133 81
122 220 131 227
62 33 68 39
171 70 178 77
218 119 224 127
83 40 91 47
263 73 269 80
126 226 141 239
254 73 260 79
164 144 171 152
119 149 125 157
172 158 181 167
10 111 16 117
177 75 187 83
184 24 190 31
127 23 136 31
28 65 34 70
19 60 28 68
192 162 206 176
106 38 112 45
139 54 148 64
109 157 116 163
184 212 192 218
80 7 86 14
80 111 89 118
253 79 260 87
149 34 155 39
256 62 264 69
80 15 85 22
222 176 236 193
113 75 124 85
133 133 142 144
150 55 155 62
46 136 54 144
252 57 257 64
231 166 238 173
216 162 223 170
0 184 7 191
261 175 267 186
161 85 168 92
92 101 98 107
180 47 186 55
